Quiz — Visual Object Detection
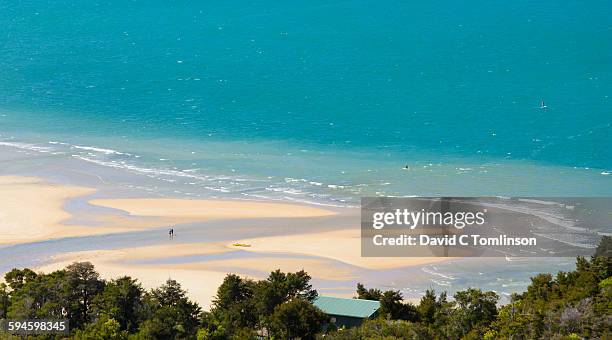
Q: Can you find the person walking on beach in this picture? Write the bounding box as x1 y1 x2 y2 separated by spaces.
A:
169 228 174 239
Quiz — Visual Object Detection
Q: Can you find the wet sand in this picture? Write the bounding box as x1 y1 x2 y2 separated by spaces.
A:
228 229 447 270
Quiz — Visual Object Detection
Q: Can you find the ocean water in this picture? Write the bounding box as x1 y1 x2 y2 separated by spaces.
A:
1 0 611 203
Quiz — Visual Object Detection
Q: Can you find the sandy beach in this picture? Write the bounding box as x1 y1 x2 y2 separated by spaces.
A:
0 174 445 307
0 176 98 244
90 197 337 220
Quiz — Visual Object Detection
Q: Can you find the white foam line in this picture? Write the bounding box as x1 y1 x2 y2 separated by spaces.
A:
281 195 356 208
475 201 577 229
72 145 131 156
72 155 216 182
421 266 456 280
0 141 55 153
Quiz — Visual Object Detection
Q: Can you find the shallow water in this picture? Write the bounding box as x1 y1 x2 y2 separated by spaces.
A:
0 0 611 205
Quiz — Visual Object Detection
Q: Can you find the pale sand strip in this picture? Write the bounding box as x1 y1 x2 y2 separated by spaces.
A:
0 176 336 245
229 229 448 270
0 176 99 244
34 242 355 309
89 198 337 220
169 257 356 281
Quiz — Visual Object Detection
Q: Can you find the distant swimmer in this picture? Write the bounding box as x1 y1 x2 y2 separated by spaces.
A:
539 100 547 110
404 164 410 170
169 228 174 239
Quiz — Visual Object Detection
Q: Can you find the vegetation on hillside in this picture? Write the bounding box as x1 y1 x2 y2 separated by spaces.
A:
324 236 611 339
0 236 609 339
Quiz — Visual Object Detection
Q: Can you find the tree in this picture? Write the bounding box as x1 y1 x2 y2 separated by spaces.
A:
73 316 128 340
322 318 432 339
91 276 144 332
356 283 382 301
451 288 498 337
135 279 201 339
253 270 318 328
594 235 611 257
198 312 228 340
62 262 106 329
524 273 556 301
491 300 533 339
590 240 612 281
379 290 419 322
204 270 321 338
417 289 437 324
61 262 104 328
0 283 9 318
4 268 36 290
354 284 419 322
254 270 318 321
285 270 318 302
210 274 256 332
8 269 67 320
268 298 328 339
431 292 455 338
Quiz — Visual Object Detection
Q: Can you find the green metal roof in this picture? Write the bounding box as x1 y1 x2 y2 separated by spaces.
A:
314 296 380 318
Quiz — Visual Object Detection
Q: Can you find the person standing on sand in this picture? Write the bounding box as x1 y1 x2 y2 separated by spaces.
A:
169 228 174 239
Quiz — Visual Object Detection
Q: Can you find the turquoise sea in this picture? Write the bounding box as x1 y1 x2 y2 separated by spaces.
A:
1 0 611 203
